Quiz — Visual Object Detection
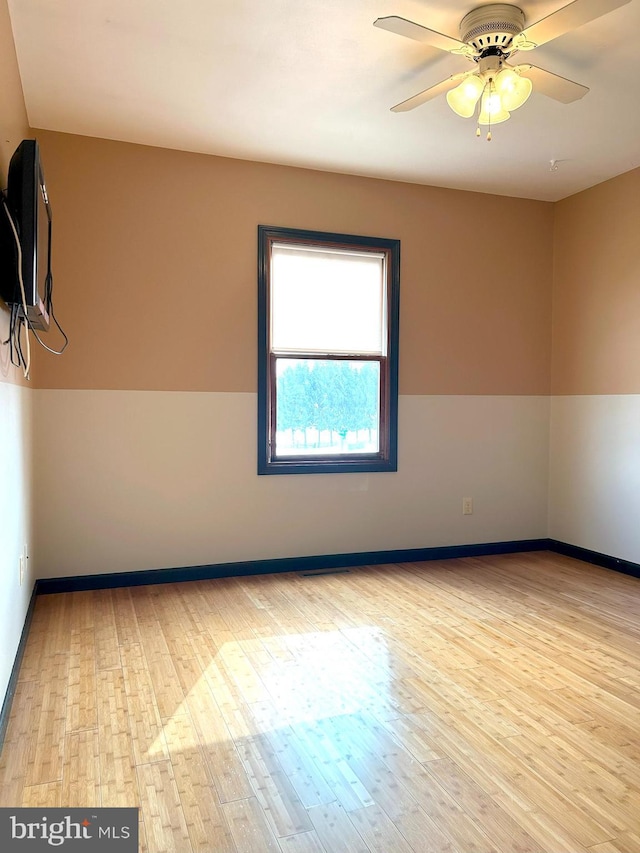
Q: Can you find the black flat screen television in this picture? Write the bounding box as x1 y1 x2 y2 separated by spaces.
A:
0 139 52 330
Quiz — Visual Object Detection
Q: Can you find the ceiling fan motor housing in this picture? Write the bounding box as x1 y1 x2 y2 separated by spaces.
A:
460 4 526 53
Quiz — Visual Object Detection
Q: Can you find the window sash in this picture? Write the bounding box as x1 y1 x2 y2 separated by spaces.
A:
269 353 389 462
270 243 387 355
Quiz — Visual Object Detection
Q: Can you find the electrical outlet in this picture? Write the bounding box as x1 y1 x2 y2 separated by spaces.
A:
462 497 473 515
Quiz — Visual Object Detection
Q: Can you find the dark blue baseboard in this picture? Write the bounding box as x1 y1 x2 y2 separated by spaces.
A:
549 539 640 579
0 584 38 754
35 538 639 596
36 538 552 594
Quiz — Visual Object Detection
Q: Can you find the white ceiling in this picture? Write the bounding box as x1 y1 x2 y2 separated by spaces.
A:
7 0 640 201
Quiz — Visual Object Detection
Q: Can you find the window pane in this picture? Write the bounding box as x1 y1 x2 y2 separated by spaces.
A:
271 244 385 354
275 359 380 456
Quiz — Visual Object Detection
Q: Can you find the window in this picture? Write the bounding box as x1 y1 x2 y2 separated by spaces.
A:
258 226 400 474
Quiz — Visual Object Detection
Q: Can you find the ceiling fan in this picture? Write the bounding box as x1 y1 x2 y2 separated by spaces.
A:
374 0 631 138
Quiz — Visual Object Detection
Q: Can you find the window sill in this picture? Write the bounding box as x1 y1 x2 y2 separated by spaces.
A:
258 457 398 475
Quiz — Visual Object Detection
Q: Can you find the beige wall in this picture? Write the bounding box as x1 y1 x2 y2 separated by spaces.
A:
0 0 28 188
0 0 34 714
552 167 640 396
34 391 551 578
25 130 555 579
549 166 640 563
33 131 554 396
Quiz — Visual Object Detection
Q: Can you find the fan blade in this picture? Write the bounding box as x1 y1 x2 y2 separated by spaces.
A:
391 75 466 112
374 16 466 54
515 64 589 102
523 0 631 48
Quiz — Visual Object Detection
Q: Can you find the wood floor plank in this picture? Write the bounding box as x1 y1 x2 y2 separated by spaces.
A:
24 656 69 786
277 828 326 853
16 603 53 684
66 626 98 732
442 718 614 847
422 757 546 853
389 759 501 853
589 831 640 853
120 642 169 765
373 712 443 762
111 587 142 648
221 796 282 853
93 590 122 671
183 676 254 804
391 805 459 853
501 728 639 833
236 733 313 837
96 668 140 808
307 801 369 853
315 713 420 819
493 795 591 853
292 720 375 812
61 730 101 807
137 619 186 721
249 700 336 809
162 714 237 853
0 733 30 804
20 782 62 807
348 803 417 853
136 760 193 853
401 709 537 814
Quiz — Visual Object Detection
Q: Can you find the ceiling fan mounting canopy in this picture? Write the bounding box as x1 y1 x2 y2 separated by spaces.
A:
459 4 526 54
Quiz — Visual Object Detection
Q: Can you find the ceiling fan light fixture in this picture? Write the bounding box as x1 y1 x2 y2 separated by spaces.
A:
477 88 511 125
446 74 485 117
379 0 607 135
494 67 533 111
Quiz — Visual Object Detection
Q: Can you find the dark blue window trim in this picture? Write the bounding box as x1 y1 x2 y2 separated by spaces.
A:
258 225 400 475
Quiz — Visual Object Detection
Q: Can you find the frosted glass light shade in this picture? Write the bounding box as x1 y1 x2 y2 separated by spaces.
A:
446 75 485 118
477 90 510 125
495 68 532 111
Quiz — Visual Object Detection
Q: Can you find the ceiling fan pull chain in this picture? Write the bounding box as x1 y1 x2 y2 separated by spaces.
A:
487 78 493 140
477 79 487 138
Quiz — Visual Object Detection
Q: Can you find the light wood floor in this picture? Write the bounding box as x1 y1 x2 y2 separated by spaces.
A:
1 552 639 852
